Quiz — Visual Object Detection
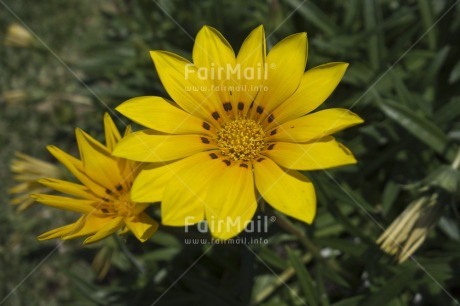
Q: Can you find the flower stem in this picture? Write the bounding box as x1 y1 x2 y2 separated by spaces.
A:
273 211 349 278
274 211 320 257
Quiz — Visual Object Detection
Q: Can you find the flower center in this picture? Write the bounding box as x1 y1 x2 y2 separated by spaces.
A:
216 118 266 161
100 192 135 217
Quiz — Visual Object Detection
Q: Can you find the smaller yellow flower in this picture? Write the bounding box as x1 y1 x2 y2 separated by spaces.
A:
4 23 35 48
33 113 158 244
377 194 442 263
2 89 28 105
9 151 62 212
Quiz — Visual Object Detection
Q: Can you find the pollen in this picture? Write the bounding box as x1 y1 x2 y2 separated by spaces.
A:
100 191 135 217
216 118 266 161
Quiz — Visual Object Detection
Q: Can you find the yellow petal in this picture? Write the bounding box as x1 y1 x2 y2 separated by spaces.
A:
131 151 219 203
31 194 96 213
37 223 75 240
125 213 159 242
269 62 348 128
83 217 124 244
38 178 98 200
253 33 307 117
113 130 216 162
116 96 213 134
47 145 107 198
103 113 122 151
150 51 222 121
161 152 222 226
235 25 266 114
263 137 357 170
62 214 108 240
205 161 257 240
254 158 316 224
268 108 363 142
76 128 124 190
193 26 236 109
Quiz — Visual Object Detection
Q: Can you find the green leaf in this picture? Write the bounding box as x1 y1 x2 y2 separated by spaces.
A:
360 267 418 306
286 248 319 306
378 99 448 154
417 0 437 50
284 0 339 36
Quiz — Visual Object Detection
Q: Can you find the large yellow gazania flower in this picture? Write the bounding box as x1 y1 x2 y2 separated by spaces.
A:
33 114 158 244
114 25 363 239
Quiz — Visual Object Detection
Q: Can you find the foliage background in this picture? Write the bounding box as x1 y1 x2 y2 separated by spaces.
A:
1 0 460 305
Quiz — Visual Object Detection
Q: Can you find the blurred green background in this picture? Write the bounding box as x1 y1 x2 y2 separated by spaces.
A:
1 0 460 305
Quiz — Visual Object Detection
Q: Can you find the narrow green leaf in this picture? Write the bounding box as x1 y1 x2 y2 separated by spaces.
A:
389 69 416 109
378 99 448 154
284 0 339 36
381 181 400 216
286 248 319 306
360 267 418 306
364 0 380 70
417 0 437 50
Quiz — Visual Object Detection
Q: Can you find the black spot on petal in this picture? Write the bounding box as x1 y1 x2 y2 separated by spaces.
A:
256 105 264 114
238 102 244 111
268 114 275 123
223 159 231 166
239 163 248 168
201 137 210 144
270 129 277 136
202 122 211 130
223 102 232 111
212 111 220 120
116 184 123 191
105 189 113 195
257 158 265 162
209 153 218 159
267 144 275 150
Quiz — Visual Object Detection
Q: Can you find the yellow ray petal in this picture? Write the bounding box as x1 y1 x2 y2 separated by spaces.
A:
116 96 212 135
254 158 316 224
76 128 124 190
103 113 122 152
253 32 307 118
235 25 266 115
38 178 98 200
31 194 96 214
268 108 363 143
113 130 217 162
47 145 106 198
62 214 109 240
263 137 357 170
131 151 219 203
205 161 257 240
161 153 222 226
150 51 222 122
125 213 159 242
268 62 348 128
37 223 75 240
83 217 124 244
193 26 236 108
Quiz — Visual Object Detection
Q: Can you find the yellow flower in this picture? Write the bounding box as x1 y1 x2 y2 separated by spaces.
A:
113 25 363 239
33 113 159 244
4 23 35 48
9 152 63 212
377 194 443 263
